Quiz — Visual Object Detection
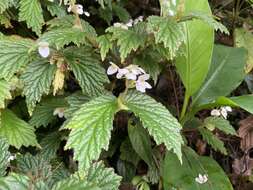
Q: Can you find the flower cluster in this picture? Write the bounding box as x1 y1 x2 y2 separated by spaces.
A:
195 174 208 184
107 62 152 93
211 106 232 119
67 4 90 17
113 16 144 30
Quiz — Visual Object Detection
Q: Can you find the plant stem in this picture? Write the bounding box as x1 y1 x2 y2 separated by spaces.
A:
180 92 190 122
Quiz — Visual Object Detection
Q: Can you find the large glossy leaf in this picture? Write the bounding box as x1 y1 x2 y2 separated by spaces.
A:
161 147 233 190
175 0 214 96
0 109 38 149
64 94 118 170
192 45 247 107
124 91 183 161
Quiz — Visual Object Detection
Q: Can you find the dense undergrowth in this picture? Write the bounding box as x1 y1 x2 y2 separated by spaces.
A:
0 0 252 189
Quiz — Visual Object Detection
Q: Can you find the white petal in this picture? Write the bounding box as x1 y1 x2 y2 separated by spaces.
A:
125 72 137 80
107 65 118 75
144 82 152 89
67 5 72 12
210 109 220 116
76 5 84 15
84 11 90 17
38 46 50 58
136 81 146 93
126 19 133 27
225 106 232 112
139 74 150 81
116 68 129 79
220 109 228 119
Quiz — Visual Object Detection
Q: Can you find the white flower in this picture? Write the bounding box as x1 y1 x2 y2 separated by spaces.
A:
53 108 65 118
107 62 129 79
125 65 145 80
8 155 16 162
133 16 144 25
113 22 129 30
210 109 221 117
210 106 232 119
136 74 152 93
126 19 133 27
38 42 50 58
76 4 84 15
107 62 119 75
116 68 129 79
195 174 208 184
84 11 90 17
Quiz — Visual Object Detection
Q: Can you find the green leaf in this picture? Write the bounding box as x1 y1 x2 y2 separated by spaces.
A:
21 59 57 114
0 138 10 177
175 0 214 96
0 80 11 109
64 92 90 119
64 94 118 170
19 0 44 35
29 97 67 128
235 27 253 73
112 4 130 23
124 91 183 161
162 147 233 190
40 28 88 49
40 131 62 160
192 45 247 107
199 127 227 154
128 122 154 168
120 138 140 167
215 95 253 114
64 46 109 97
97 34 112 61
16 153 52 184
184 11 229 34
46 2 67 18
147 16 185 60
51 178 99 190
106 23 147 61
203 117 237 136
0 39 33 80
0 173 30 190
0 109 38 149
86 161 122 190
0 0 13 14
